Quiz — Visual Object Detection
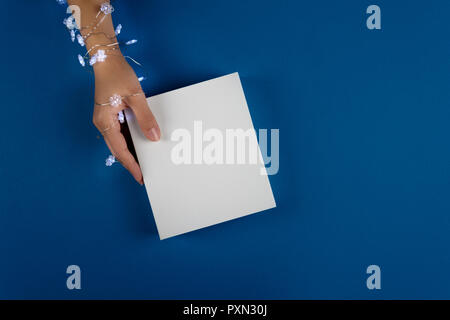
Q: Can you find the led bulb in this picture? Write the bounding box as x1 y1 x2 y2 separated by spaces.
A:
100 3 114 15
115 24 122 35
118 110 125 123
109 94 122 107
78 54 85 67
105 155 116 166
125 39 138 45
76 34 85 47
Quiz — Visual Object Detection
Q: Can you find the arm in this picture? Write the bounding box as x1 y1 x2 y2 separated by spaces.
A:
67 0 160 185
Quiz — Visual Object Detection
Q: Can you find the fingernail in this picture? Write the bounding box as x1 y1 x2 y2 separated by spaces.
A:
148 127 160 141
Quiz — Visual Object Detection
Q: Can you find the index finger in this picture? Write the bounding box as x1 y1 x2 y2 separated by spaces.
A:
104 128 143 185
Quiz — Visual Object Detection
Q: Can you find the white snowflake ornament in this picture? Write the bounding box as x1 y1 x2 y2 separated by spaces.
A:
109 94 122 107
89 55 97 66
115 24 122 35
63 16 76 30
100 3 114 15
78 54 85 67
76 34 85 46
96 49 107 62
105 155 116 166
125 39 137 45
118 110 125 123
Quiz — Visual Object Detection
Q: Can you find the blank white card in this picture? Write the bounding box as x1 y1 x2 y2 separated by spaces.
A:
125 73 276 239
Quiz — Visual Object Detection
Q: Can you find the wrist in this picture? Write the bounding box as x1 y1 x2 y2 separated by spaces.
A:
93 53 127 77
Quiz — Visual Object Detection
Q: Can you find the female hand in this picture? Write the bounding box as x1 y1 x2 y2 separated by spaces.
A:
92 54 160 185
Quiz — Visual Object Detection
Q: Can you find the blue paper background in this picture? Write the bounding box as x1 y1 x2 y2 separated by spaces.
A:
1 0 450 299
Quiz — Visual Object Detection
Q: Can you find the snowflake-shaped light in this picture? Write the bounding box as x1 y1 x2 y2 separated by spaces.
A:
78 54 85 67
118 110 125 123
70 29 75 42
125 39 137 45
63 16 76 30
89 55 97 66
105 155 116 166
109 94 122 107
115 24 122 36
96 49 107 62
100 3 114 15
76 34 84 46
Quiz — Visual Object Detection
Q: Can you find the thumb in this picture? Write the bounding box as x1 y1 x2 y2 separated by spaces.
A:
126 93 160 141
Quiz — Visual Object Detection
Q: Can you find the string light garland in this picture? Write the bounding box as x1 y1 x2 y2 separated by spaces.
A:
80 3 113 41
60 1 142 68
58 0 148 167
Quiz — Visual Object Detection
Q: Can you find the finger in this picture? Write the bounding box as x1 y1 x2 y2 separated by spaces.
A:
104 129 143 185
125 93 161 141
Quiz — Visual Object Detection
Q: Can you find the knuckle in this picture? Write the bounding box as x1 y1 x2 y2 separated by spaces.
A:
114 153 125 165
92 114 100 128
93 117 114 134
92 114 105 128
115 149 130 163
